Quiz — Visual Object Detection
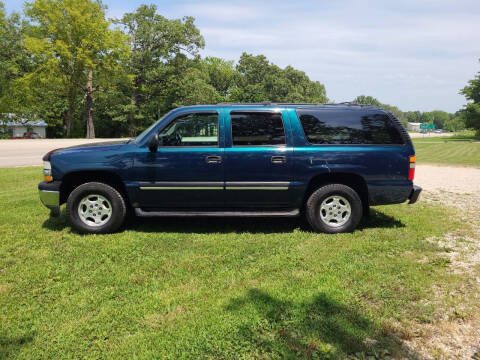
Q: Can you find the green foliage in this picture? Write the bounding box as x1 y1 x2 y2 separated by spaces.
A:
444 116 466 132
354 95 382 107
353 95 408 126
354 96 457 129
115 4 205 136
463 103 480 135
233 53 328 103
0 1 33 114
460 60 480 136
416 110 450 129
404 110 423 123
20 0 128 137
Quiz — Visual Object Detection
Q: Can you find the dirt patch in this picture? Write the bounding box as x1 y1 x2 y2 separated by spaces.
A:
397 165 480 359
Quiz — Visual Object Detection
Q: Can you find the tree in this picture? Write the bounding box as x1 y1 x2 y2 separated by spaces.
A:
428 110 450 129
353 95 381 107
22 0 128 137
404 110 422 123
233 53 327 103
460 61 480 136
353 95 408 126
200 57 238 100
0 2 32 114
118 4 204 136
444 116 466 132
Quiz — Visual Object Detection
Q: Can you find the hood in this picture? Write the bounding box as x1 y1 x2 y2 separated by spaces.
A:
42 139 130 161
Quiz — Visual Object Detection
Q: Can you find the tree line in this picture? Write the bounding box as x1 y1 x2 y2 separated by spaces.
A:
0 0 478 138
0 0 327 138
353 95 465 132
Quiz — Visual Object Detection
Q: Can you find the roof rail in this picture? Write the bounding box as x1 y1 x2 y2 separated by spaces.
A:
216 101 272 106
215 101 376 107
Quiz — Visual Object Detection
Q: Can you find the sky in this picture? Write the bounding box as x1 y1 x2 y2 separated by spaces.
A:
4 0 480 113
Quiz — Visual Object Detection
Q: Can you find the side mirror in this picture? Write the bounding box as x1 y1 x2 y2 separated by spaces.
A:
148 133 159 153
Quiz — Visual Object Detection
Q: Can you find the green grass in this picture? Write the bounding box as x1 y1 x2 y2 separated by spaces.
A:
413 134 480 167
0 167 468 359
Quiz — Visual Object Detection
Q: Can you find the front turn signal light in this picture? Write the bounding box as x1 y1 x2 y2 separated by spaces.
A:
43 161 53 182
408 155 416 181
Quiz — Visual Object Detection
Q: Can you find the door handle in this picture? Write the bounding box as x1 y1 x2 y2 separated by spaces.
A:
206 155 222 164
271 156 286 164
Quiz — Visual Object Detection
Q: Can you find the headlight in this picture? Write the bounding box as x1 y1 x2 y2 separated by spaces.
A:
43 161 53 182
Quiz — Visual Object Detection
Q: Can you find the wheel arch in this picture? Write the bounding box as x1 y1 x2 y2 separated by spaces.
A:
303 172 369 212
60 170 129 205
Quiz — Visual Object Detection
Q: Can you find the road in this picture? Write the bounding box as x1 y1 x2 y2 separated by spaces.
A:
0 138 125 167
409 132 453 138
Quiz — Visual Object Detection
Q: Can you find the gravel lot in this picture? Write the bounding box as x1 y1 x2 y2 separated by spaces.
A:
415 164 480 196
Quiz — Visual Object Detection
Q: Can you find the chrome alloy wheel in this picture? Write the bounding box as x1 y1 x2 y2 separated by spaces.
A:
77 194 112 227
319 195 351 227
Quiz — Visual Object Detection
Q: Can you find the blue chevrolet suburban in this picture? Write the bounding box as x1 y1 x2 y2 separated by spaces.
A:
38 103 421 234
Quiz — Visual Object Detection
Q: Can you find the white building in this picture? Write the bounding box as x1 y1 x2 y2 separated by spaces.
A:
407 122 422 132
1 114 48 138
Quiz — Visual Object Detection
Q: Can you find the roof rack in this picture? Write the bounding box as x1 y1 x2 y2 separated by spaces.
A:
215 101 376 107
216 101 272 106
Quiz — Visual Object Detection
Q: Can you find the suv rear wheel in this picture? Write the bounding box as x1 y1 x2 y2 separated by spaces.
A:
306 184 363 233
66 182 126 234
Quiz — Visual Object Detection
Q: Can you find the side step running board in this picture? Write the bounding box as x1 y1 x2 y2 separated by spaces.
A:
135 208 300 218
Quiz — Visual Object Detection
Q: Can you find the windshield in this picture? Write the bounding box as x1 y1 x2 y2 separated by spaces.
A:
134 113 168 143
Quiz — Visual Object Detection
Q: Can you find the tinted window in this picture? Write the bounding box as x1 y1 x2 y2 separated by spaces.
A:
231 112 285 146
158 112 218 146
297 109 404 145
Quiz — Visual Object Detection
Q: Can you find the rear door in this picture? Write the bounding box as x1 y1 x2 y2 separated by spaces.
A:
223 109 294 208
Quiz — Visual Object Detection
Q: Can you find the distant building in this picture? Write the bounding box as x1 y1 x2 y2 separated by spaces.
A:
407 122 422 132
1 114 48 138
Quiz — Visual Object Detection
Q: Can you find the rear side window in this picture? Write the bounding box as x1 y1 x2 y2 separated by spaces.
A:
297 109 404 145
231 111 285 146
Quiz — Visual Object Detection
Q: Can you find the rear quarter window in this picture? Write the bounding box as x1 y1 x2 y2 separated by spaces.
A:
297 109 404 145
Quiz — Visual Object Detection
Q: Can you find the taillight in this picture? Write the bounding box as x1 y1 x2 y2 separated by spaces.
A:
408 155 416 181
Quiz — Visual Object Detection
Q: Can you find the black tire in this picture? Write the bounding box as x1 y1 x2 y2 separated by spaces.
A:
305 183 363 233
66 182 126 234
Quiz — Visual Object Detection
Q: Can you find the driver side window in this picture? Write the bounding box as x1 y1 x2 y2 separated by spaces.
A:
158 112 219 147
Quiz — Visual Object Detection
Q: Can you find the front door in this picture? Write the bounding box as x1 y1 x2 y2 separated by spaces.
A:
223 109 294 208
134 110 224 209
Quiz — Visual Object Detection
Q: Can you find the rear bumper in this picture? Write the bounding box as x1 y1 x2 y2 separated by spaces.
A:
38 181 61 214
408 185 422 204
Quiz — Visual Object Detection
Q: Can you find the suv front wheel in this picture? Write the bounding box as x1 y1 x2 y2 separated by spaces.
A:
66 182 126 234
306 184 363 233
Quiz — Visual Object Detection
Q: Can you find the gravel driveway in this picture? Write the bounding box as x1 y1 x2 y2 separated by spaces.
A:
415 164 480 196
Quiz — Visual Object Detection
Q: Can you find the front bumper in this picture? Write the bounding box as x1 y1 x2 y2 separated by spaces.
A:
38 181 61 215
408 185 422 204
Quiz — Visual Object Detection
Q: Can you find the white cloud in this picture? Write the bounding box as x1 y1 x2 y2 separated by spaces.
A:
170 0 480 111
6 0 477 111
